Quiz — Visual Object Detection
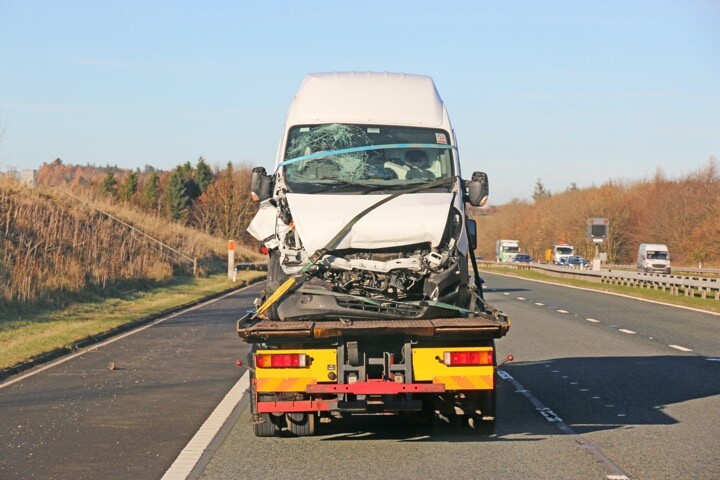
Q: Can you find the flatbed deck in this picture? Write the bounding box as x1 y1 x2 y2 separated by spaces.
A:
238 313 509 343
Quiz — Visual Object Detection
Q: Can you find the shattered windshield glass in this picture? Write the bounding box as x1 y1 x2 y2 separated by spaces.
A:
283 124 454 193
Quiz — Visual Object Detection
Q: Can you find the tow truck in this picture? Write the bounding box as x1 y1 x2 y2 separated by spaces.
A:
237 72 510 436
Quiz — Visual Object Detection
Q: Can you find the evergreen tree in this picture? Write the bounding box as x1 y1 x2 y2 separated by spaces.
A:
532 178 551 201
566 181 579 192
100 172 118 197
166 169 189 222
195 156 215 193
178 161 201 200
141 172 160 212
119 171 138 201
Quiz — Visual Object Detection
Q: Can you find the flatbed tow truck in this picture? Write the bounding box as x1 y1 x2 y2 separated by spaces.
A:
238 300 509 436
237 72 510 436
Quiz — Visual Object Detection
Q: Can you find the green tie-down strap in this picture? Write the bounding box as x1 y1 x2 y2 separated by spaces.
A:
297 287 473 314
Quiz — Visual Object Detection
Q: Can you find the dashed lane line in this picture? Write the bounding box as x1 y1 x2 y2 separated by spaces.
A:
586 318 601 323
557 309 569 314
497 370 631 480
669 345 693 352
618 329 637 335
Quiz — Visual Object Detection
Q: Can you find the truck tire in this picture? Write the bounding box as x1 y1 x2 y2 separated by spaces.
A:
253 413 285 437
266 250 288 321
286 412 316 436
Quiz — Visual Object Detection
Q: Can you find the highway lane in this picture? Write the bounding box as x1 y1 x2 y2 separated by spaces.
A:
200 272 720 480
0 283 264 480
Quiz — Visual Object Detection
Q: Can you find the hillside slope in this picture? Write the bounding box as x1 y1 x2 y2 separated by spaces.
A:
0 177 261 308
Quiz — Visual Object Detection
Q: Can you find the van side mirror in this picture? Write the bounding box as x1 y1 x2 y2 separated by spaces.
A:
466 171 489 207
466 219 478 251
250 166 273 202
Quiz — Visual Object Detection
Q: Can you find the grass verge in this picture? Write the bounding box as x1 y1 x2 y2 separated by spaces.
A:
479 266 720 315
0 271 266 371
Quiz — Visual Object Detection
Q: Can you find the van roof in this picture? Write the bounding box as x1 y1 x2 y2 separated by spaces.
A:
285 72 449 128
639 243 669 250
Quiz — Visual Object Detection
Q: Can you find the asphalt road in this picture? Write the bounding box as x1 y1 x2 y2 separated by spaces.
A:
0 283 263 480
2 273 719 479
200 272 720 480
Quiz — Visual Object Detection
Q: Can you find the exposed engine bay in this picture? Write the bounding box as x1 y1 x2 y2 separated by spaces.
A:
252 189 471 322
246 123 489 323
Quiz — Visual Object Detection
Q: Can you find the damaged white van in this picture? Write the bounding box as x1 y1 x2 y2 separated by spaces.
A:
247 72 489 321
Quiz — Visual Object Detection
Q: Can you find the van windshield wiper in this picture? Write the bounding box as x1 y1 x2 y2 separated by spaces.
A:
311 180 388 194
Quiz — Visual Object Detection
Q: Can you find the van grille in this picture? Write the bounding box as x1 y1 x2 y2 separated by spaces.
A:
335 298 424 317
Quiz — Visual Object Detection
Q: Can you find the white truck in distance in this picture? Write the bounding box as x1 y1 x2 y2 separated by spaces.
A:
637 243 671 274
495 240 519 262
552 244 574 264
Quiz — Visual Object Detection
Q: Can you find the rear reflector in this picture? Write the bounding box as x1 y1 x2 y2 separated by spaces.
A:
256 353 307 368
443 350 493 366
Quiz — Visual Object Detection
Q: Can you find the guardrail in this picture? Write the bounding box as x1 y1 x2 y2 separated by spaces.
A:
605 264 720 275
478 261 720 301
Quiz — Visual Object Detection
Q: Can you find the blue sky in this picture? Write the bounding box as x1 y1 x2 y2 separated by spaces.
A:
1 0 718 203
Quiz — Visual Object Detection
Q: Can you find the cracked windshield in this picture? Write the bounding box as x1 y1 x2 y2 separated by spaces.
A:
283 124 454 193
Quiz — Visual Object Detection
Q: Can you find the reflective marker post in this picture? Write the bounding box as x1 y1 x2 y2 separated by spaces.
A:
228 240 235 280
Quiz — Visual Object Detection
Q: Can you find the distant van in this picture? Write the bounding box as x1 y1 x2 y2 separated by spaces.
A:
637 244 671 274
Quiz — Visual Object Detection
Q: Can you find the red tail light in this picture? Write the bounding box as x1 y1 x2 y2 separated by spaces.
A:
443 350 493 366
256 353 307 368
259 245 269 255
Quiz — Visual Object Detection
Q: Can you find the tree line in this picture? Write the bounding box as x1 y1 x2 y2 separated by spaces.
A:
37 157 258 245
474 159 720 266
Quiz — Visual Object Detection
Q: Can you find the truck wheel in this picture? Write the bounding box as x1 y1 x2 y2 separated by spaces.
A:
253 413 285 437
287 412 316 436
480 388 497 421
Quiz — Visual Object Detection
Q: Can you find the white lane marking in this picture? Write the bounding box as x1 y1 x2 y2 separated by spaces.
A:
617 414 626 417
499 370 630 479
517 297 526 300
0 283 261 389
669 344 693 352
618 329 637 334
592 396 601 399
557 309 569 314
162 373 249 480
482 270 720 317
503 292 510 296
535 302 545 306
570 382 578 385
604 404 615 408
586 318 600 323
607 476 630 480
580 389 589 392
707 358 720 362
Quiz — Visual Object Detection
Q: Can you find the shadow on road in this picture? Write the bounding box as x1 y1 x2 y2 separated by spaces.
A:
299 355 720 442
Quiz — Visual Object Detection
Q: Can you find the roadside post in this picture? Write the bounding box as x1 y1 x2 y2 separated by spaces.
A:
228 240 235 280
587 218 609 271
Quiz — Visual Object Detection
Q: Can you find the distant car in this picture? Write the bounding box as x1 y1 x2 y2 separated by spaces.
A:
513 254 533 263
565 255 588 268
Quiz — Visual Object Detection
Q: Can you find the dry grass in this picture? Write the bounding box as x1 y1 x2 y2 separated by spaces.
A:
0 271 265 370
0 177 262 307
